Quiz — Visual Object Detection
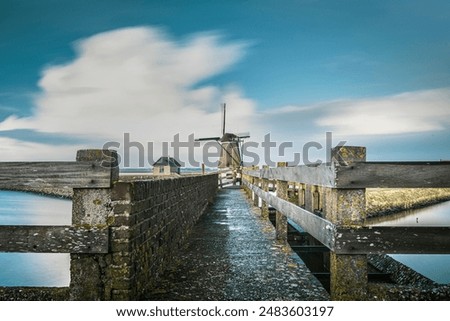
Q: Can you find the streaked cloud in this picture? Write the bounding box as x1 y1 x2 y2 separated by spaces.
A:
0 137 78 161
263 88 450 138
0 27 257 162
254 88 450 162
1 26 448 164
316 88 450 135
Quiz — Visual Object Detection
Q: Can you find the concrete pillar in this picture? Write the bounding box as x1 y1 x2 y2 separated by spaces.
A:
276 162 288 242
327 146 367 300
70 149 118 300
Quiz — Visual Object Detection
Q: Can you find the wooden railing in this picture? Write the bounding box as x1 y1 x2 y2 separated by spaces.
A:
242 146 450 300
1 149 219 301
0 150 117 255
0 150 118 300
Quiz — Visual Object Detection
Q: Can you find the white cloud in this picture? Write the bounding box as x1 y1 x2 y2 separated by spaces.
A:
262 104 319 115
0 27 257 163
262 88 450 140
3 26 448 164
252 88 450 163
0 137 79 161
316 88 450 136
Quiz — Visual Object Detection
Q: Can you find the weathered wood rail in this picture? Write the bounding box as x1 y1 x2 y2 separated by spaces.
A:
0 150 117 256
242 146 450 300
0 161 114 189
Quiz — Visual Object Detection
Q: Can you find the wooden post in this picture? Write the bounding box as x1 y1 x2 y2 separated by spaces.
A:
243 170 251 198
253 166 260 207
327 146 367 300
304 184 315 213
250 166 256 204
276 162 288 242
298 183 305 208
69 149 118 300
261 165 270 219
313 186 321 213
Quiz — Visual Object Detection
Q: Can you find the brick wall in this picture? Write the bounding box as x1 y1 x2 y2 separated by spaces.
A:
106 174 217 300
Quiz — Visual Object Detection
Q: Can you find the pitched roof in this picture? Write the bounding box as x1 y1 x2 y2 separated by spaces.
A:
152 156 181 167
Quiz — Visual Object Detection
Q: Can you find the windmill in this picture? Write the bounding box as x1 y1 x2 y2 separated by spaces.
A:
196 103 250 184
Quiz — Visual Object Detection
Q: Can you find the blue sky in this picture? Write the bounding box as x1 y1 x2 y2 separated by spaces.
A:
1 0 449 165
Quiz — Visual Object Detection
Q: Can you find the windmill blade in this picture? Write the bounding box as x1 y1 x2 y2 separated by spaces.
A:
195 137 221 142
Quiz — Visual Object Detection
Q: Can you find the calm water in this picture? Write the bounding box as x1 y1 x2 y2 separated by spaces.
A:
367 200 450 284
0 190 71 286
367 200 450 227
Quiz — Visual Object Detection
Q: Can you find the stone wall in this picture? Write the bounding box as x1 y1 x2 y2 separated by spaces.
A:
367 254 450 300
105 174 217 300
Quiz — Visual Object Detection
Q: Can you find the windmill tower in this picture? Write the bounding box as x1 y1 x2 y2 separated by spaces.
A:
196 103 250 185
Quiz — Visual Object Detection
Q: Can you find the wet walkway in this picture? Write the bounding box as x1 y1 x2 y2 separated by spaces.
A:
145 188 330 300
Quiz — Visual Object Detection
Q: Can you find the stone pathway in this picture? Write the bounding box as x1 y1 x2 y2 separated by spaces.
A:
145 188 329 300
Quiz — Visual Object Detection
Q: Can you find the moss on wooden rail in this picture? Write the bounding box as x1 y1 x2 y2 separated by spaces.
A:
243 161 450 189
0 161 114 189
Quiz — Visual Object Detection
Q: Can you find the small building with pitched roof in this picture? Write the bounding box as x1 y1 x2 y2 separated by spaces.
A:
152 156 181 176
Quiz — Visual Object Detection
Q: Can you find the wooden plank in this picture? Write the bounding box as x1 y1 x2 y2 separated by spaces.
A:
243 164 337 187
335 226 450 254
0 225 109 253
244 180 336 249
0 161 113 189
336 162 450 188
